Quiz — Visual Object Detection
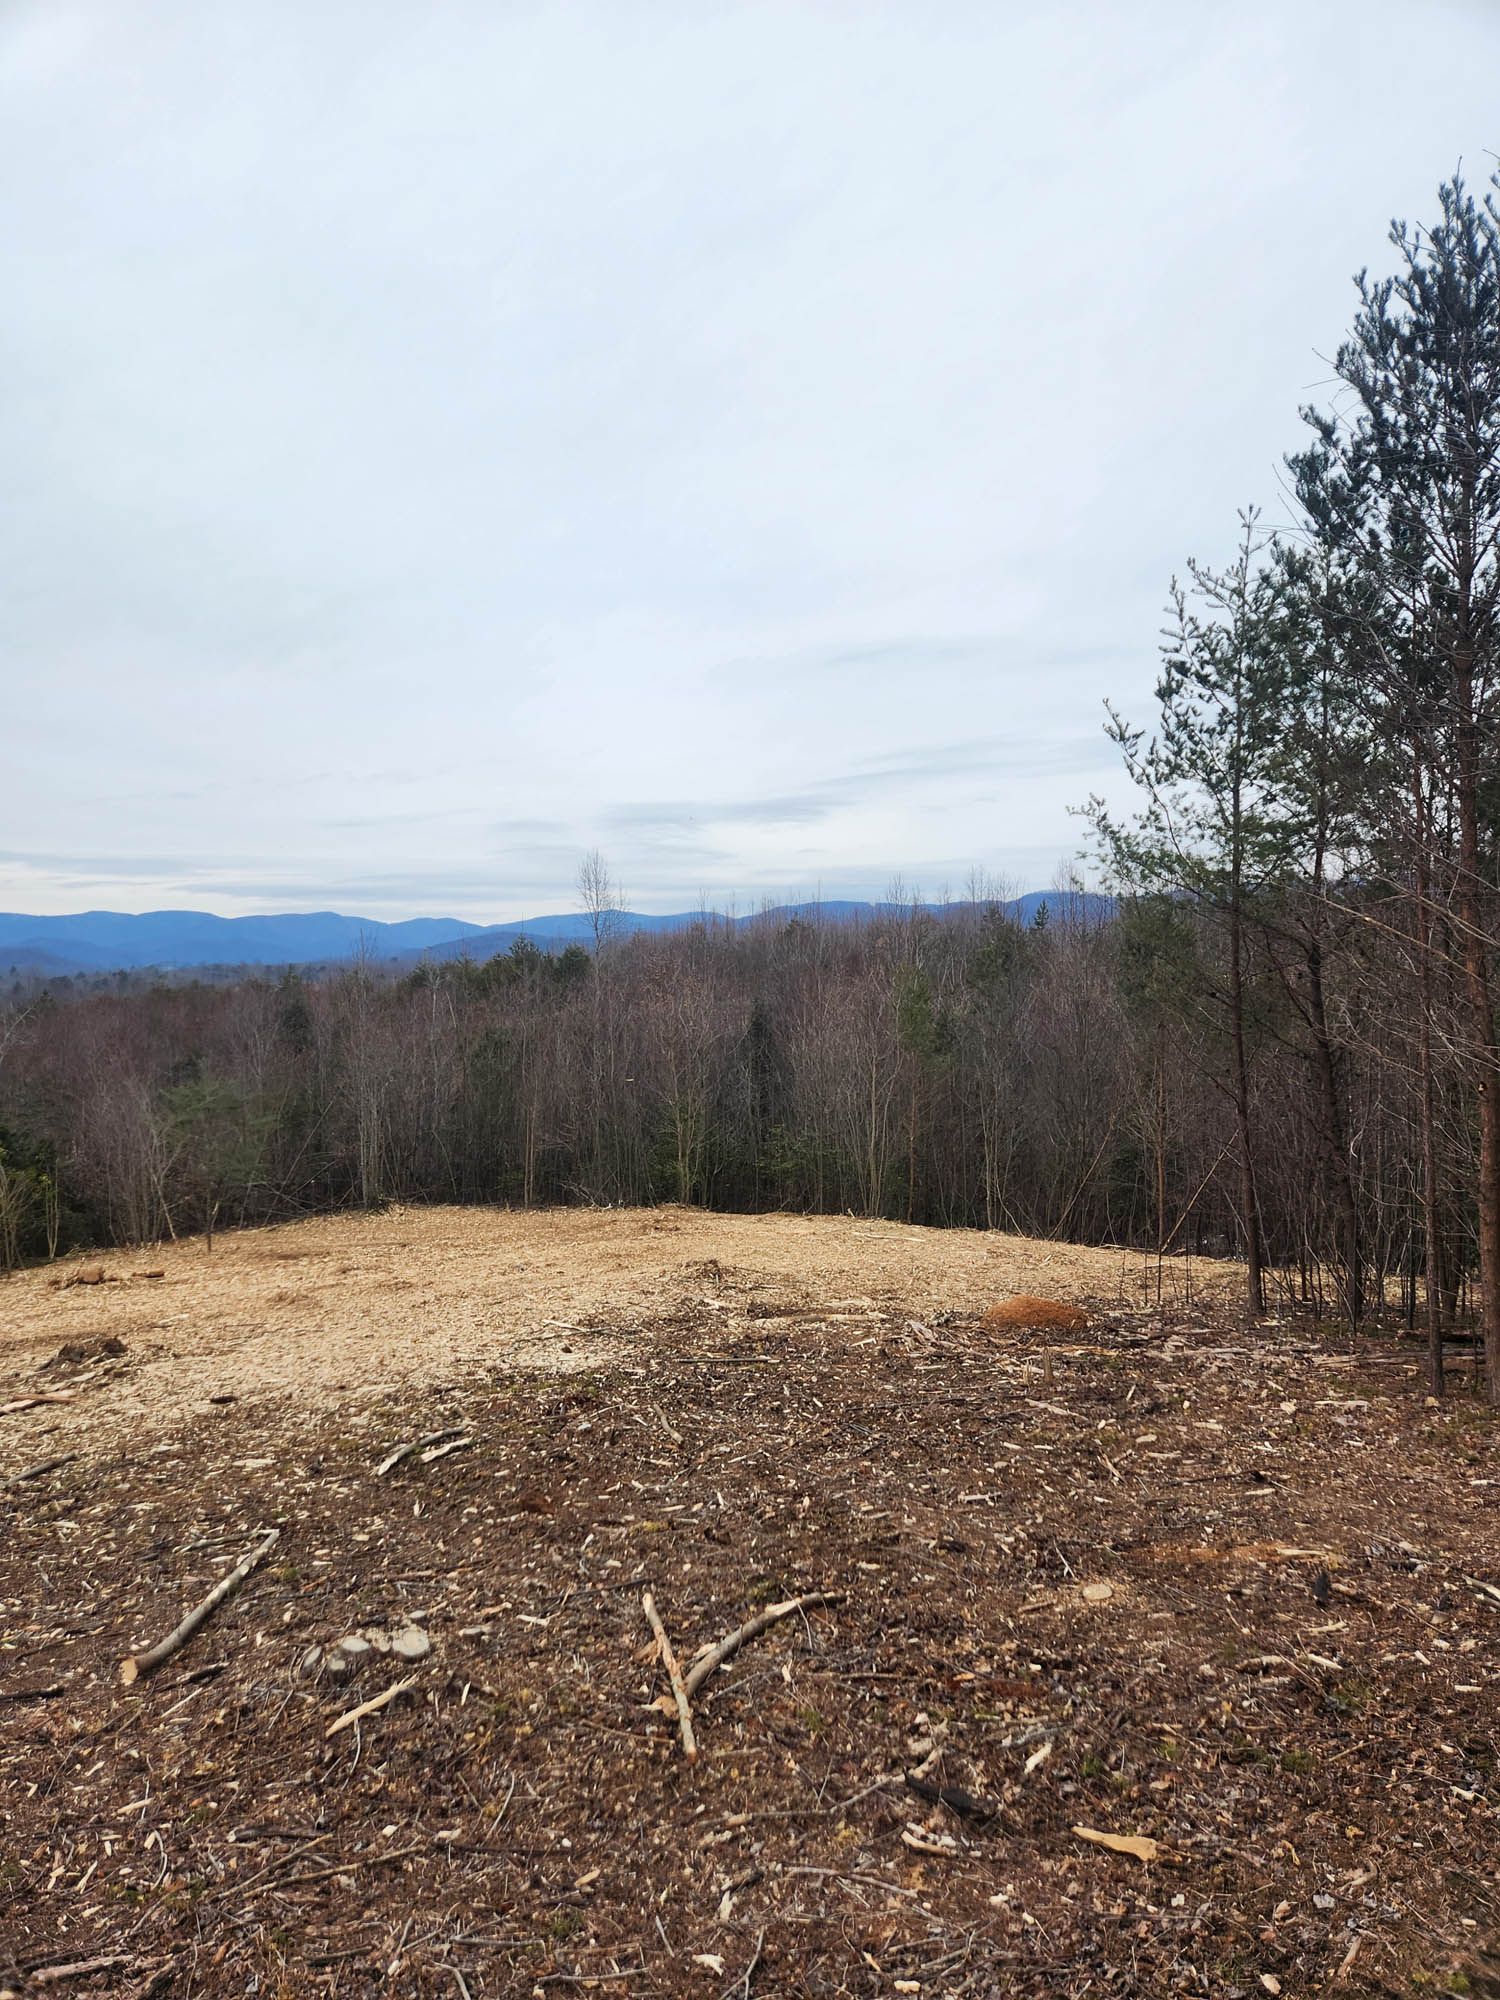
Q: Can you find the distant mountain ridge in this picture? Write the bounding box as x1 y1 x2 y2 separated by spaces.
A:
0 893 1112 977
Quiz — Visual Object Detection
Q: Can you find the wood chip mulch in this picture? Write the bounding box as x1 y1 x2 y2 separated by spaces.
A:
4 1293 1499 1997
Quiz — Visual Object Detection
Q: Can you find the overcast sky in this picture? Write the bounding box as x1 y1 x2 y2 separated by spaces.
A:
4 1 1498 920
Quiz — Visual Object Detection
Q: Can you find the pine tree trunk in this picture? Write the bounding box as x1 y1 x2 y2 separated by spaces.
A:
1224 581 1267 1321
1413 741 1446 1395
1453 671 1500 1400
1228 888 1266 1315
1303 938 1362 1325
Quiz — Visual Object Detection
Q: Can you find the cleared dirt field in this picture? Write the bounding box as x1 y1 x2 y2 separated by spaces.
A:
0 1206 1240 1447
2 1208 1496 1997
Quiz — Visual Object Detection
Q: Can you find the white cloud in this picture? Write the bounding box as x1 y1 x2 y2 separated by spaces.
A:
3 0 1497 917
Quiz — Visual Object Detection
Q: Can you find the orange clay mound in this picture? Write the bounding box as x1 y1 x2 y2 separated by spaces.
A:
981 1295 1089 1333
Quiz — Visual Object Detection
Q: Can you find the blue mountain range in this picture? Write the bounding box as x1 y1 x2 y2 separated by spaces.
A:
0 893 1112 977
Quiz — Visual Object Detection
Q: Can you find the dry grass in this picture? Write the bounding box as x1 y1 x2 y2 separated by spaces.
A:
981 1296 1092 1333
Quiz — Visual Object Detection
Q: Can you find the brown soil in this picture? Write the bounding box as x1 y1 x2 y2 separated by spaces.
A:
1 1207 1495 1997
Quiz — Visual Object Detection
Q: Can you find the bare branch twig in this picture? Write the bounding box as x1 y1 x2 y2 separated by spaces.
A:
684 1592 842 1700
642 1591 698 1764
326 1675 418 1739
120 1528 280 1686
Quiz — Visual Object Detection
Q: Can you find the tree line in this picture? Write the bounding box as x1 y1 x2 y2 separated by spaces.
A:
1 172 1498 1397
0 885 1481 1354
1089 171 1500 1396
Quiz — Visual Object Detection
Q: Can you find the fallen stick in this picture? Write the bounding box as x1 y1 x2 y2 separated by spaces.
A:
642 1591 698 1764
120 1528 280 1686
326 1675 418 1738
780 1863 917 1899
376 1428 467 1477
6 1452 77 1484
726 1928 765 2000
0 1679 67 1704
1 1391 77 1416
31 1957 133 1985
280 1837 427 1886
684 1591 842 1699
419 1435 473 1466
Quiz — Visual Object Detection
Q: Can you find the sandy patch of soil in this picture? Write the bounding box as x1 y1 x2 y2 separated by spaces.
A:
0 1205 1238 1451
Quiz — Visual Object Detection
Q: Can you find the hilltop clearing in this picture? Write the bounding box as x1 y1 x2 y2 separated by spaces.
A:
0 1207 1239 1449
1 1210 1494 1995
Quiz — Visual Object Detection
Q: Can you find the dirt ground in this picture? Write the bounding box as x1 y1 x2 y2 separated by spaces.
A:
2 1207 1496 1997
0 1207 1244 1447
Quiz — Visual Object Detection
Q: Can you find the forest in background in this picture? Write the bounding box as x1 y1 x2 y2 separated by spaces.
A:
3 171 1499 1398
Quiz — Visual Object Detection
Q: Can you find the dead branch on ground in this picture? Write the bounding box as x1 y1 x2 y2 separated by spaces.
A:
326 1675 419 1739
120 1528 280 1685
376 1428 468 1476
642 1591 698 1763
684 1591 842 1699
